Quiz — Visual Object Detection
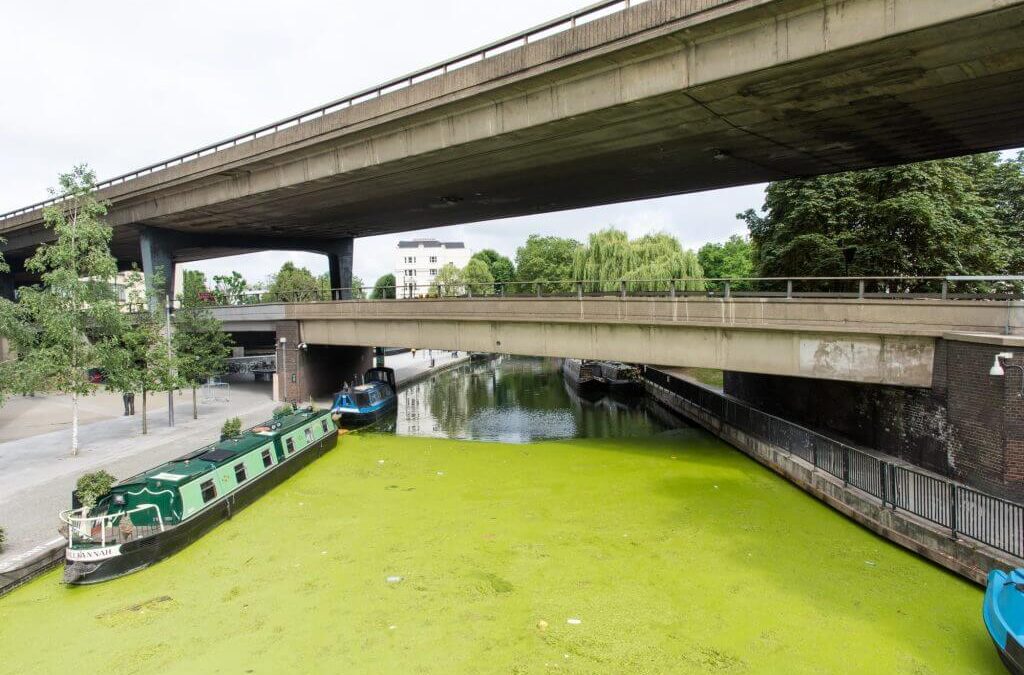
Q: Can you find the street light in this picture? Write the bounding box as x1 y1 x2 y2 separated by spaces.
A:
990 352 1024 397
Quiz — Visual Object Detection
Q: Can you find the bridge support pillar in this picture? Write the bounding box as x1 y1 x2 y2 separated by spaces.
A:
139 226 177 304
274 320 372 403
326 238 354 300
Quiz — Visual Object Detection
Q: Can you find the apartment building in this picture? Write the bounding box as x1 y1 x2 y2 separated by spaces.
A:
394 239 472 298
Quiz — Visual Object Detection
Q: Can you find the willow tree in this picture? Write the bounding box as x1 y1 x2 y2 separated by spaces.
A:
572 228 704 293
6 166 123 455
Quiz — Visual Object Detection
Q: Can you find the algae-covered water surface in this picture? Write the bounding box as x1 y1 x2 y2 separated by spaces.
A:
0 359 1002 673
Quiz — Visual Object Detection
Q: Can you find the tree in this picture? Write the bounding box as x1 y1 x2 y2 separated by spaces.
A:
100 270 177 435
212 272 249 304
371 273 396 299
989 151 1024 274
471 249 515 285
741 154 1017 286
572 228 704 292
174 295 233 420
698 235 755 290
266 262 323 302
180 270 209 307
0 240 11 405
430 263 462 297
514 235 579 294
350 275 366 300
2 166 124 455
462 258 495 295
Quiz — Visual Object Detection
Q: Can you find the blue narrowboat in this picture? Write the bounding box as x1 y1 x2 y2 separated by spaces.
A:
331 367 397 427
984 568 1024 674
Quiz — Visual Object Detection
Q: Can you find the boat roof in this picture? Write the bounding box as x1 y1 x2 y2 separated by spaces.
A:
116 408 330 488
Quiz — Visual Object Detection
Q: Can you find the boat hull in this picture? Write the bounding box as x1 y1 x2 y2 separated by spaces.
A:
984 568 1024 675
335 398 397 428
63 428 339 585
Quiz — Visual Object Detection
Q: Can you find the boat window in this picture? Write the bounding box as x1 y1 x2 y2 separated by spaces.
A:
321 420 329 434
234 463 247 483
286 438 295 454
261 449 273 468
304 427 314 443
200 480 217 503
353 391 371 407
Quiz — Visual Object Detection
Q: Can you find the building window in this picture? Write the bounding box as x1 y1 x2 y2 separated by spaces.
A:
234 463 247 483
261 449 273 468
286 438 296 454
200 480 217 503
430 269 437 275
430 256 437 263
321 420 329 434
304 427 314 443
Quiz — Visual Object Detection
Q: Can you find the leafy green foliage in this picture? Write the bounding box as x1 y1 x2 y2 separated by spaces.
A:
212 272 250 304
471 249 515 285
349 275 366 300
0 525 5 552
76 470 116 509
273 403 294 418
99 269 178 435
429 263 463 297
0 166 123 453
741 153 1022 283
174 297 233 419
572 228 704 292
371 273 396 299
462 258 495 295
180 270 209 307
221 417 242 438
265 262 325 301
514 235 579 294
698 235 754 289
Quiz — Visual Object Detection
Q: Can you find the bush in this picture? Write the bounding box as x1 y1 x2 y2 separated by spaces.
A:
221 417 242 439
76 470 117 509
273 403 294 418
0 526 6 552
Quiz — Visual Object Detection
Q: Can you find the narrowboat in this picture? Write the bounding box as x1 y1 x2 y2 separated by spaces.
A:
984 568 1024 674
60 406 338 585
598 361 641 394
561 358 606 399
331 366 397 427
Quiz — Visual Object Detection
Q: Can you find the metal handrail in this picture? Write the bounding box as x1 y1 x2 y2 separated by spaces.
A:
60 503 165 549
202 275 1024 306
0 0 650 222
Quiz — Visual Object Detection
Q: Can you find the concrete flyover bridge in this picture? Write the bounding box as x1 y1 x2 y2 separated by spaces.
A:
210 276 1024 390
4 0 1024 295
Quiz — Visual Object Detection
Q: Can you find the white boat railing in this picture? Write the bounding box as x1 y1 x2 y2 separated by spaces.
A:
59 503 166 549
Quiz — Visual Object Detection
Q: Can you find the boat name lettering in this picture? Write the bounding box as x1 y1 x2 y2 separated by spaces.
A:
67 545 121 561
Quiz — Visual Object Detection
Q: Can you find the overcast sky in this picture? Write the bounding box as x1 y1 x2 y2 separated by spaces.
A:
3 1 1012 287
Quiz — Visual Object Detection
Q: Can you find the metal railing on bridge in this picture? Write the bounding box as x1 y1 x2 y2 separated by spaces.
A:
0 0 654 223
205 275 1024 306
644 367 1024 559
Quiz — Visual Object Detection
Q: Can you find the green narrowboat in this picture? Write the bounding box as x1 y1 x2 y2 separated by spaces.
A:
60 406 338 584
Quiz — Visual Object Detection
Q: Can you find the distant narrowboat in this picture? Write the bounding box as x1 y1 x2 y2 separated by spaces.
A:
984 568 1024 675
60 406 338 585
561 358 607 398
331 367 397 427
598 361 641 394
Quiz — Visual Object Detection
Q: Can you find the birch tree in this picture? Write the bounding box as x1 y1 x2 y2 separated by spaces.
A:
7 166 122 455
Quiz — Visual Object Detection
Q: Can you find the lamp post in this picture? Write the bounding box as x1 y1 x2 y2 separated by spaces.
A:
165 294 175 428
279 337 288 402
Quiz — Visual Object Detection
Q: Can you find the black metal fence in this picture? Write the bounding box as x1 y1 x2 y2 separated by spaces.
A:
645 368 1024 559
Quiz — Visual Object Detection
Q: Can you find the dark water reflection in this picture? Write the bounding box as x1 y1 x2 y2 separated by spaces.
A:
381 356 682 442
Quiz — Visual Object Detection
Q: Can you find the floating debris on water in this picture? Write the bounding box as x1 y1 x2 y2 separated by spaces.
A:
567 618 582 625
386 575 404 584
537 620 549 631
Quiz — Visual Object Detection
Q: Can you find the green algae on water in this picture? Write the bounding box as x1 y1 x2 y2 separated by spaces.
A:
0 432 1003 674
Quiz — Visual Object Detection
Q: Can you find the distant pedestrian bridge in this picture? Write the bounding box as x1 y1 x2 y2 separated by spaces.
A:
208 276 1024 388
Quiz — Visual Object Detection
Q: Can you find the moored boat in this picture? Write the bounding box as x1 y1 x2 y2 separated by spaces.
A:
598 361 641 394
985 568 1024 674
60 405 338 585
331 366 397 427
561 358 606 399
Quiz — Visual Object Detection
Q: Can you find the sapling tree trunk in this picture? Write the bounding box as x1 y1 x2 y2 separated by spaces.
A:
142 388 148 435
71 391 80 456
192 385 198 420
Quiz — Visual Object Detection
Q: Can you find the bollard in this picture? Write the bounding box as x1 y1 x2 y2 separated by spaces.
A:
858 280 865 299
620 280 626 299
941 280 948 300
786 280 793 299
723 281 731 299
576 282 582 300
670 280 676 299
535 283 541 298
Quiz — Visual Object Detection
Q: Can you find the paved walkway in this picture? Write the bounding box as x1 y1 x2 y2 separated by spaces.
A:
0 383 277 571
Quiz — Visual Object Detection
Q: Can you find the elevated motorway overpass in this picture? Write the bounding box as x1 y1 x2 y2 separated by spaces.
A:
4 0 1024 293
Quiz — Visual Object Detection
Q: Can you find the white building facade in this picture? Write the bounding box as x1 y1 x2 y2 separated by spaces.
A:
394 239 472 298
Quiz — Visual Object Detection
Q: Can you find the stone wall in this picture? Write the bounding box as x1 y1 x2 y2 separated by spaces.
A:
724 337 1024 501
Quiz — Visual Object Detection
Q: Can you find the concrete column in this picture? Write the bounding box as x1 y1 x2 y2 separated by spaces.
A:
138 227 177 304
326 237 354 300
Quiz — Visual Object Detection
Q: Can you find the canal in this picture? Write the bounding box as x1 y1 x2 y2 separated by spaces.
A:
0 357 1002 674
